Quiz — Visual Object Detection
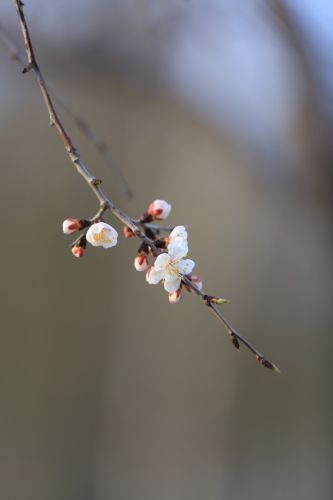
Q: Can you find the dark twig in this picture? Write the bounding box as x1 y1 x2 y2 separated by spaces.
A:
12 0 279 373
182 276 280 372
134 221 176 232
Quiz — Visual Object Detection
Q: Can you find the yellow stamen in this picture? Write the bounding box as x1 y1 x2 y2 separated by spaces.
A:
93 228 113 244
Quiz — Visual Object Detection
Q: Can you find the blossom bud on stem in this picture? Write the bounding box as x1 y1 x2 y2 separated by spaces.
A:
147 200 171 220
134 253 149 272
185 275 203 292
63 218 89 234
168 288 182 304
72 245 85 258
123 226 135 238
71 234 86 258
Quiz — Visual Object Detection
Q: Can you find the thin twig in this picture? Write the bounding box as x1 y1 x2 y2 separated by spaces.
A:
12 0 279 372
134 221 175 232
0 21 132 198
182 276 279 371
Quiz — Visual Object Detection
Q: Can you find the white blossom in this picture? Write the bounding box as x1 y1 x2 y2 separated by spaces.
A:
86 222 118 248
146 225 194 293
147 199 171 220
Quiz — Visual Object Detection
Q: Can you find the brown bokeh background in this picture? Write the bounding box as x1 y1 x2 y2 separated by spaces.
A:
0 1 332 499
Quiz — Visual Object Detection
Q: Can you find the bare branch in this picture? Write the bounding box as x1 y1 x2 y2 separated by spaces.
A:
182 276 280 372
12 0 279 373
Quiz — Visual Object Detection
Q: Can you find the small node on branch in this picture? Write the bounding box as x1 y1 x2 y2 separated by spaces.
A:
230 333 241 350
154 238 168 250
138 241 149 254
140 212 154 224
68 146 78 158
204 295 229 305
91 202 110 223
134 228 144 238
22 61 34 74
144 227 157 241
100 200 110 211
91 177 102 187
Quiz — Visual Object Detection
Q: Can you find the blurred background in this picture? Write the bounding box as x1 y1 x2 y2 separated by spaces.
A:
0 1 332 499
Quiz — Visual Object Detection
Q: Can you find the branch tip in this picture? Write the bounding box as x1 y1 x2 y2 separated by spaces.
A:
256 355 281 373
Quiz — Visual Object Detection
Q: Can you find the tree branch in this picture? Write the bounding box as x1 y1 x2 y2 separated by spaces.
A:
12 0 279 373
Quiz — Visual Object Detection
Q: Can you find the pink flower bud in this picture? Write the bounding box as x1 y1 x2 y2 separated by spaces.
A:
168 288 182 304
147 200 171 220
63 218 81 234
71 245 84 258
123 226 135 238
134 254 149 272
191 275 203 291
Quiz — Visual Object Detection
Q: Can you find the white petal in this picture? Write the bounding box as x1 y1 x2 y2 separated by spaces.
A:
146 266 164 285
167 239 188 260
154 253 171 271
169 225 187 243
163 274 181 293
178 259 195 275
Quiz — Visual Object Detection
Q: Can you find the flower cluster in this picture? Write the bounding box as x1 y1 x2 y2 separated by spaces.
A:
62 199 202 304
61 200 276 369
145 226 195 302
63 218 118 258
134 201 201 304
